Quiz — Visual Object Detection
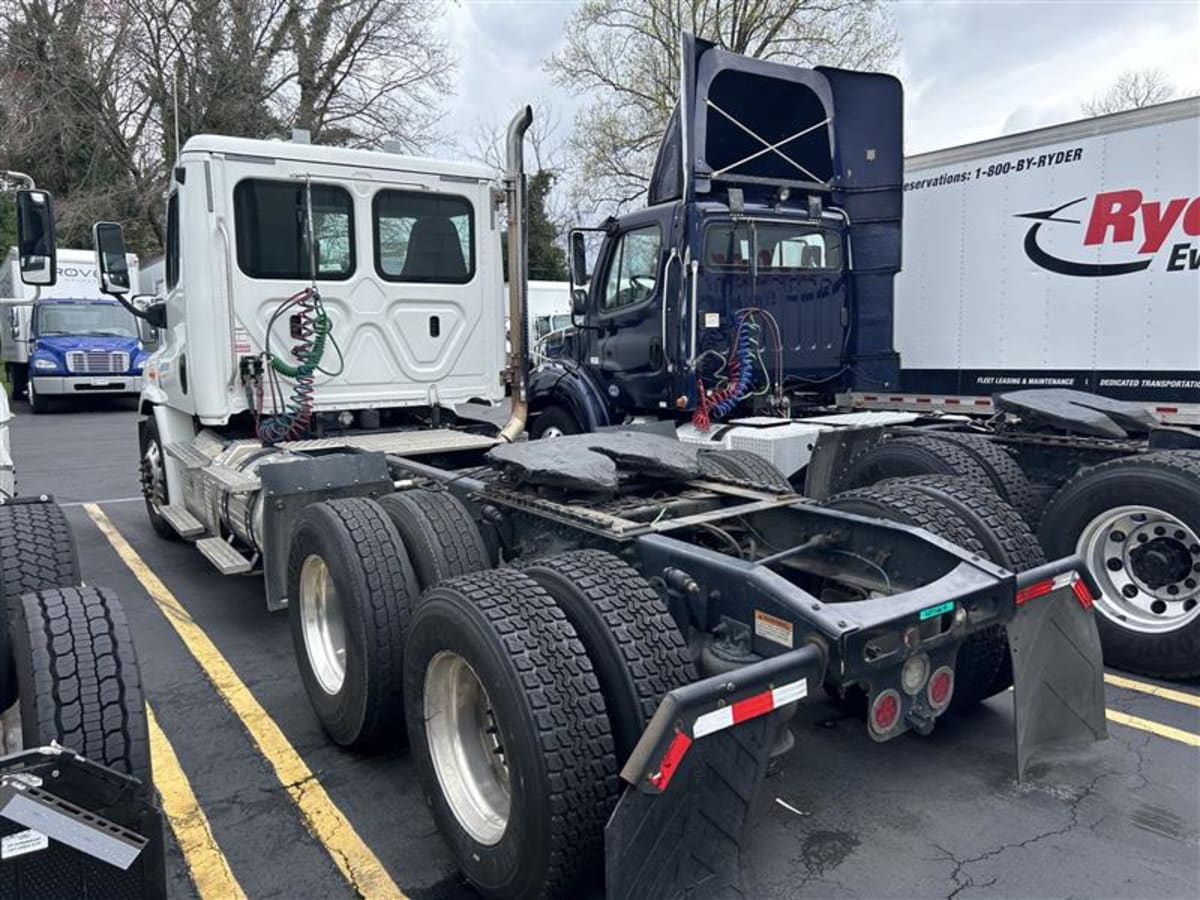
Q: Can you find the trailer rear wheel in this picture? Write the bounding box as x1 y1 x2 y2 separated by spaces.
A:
698 448 793 491
918 433 1042 524
10 586 151 781
529 405 581 440
0 500 82 709
1039 451 1200 679
287 498 418 748
521 550 695 763
378 489 491 592
822 483 1008 709
404 568 617 899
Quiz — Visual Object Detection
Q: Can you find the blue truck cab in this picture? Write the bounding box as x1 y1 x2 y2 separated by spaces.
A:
26 296 147 412
528 35 903 437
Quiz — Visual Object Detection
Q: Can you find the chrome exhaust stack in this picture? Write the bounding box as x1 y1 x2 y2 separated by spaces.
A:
499 105 533 442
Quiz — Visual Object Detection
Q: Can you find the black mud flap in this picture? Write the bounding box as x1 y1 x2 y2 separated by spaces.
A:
1008 560 1108 780
604 714 776 900
604 644 825 900
0 745 166 899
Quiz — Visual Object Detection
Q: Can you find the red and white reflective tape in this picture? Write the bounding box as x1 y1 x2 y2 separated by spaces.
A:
1016 570 1094 610
649 678 808 790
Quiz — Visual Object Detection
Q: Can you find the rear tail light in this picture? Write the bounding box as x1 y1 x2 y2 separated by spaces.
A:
870 689 901 735
928 666 954 711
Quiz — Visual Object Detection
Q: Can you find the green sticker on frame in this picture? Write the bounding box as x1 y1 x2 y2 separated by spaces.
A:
919 600 955 621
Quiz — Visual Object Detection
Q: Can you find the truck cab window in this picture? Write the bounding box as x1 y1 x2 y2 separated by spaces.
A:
704 223 841 271
233 179 355 280
602 225 661 311
166 192 180 290
373 191 474 284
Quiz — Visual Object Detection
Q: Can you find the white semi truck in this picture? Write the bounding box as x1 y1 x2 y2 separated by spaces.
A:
68 37 1107 900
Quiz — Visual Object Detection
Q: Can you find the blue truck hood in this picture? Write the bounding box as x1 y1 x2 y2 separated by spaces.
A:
36 334 141 354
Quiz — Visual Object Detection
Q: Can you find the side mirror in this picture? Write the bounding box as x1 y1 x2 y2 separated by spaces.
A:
571 287 588 318
93 221 131 295
569 230 590 287
144 301 168 330
15 190 57 286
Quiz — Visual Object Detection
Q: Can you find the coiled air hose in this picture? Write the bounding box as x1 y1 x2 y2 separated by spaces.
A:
258 288 336 443
692 314 756 431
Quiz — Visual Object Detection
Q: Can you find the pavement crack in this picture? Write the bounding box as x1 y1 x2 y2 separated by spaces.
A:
941 770 1108 899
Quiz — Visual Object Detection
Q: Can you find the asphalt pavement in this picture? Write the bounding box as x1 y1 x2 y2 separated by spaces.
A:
7 395 1199 900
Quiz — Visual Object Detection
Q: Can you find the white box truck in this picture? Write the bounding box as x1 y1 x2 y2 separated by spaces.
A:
877 96 1200 422
1 246 144 410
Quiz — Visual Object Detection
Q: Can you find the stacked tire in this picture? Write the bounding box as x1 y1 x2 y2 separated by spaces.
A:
0 500 151 782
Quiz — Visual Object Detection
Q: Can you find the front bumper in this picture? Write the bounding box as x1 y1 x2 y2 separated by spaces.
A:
31 375 143 395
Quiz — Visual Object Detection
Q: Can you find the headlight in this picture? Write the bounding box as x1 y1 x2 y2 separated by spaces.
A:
33 357 58 370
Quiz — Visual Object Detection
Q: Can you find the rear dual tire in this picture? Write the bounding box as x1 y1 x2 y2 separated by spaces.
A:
406 555 694 898
837 433 1038 525
823 478 1044 708
404 568 618 899
287 498 419 749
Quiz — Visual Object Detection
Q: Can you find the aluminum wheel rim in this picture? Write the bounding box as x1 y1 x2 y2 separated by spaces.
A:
299 554 347 695
1078 505 1200 634
142 440 168 516
424 650 510 846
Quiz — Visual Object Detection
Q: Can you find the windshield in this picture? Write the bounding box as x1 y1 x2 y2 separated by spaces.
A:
704 222 842 272
36 302 138 338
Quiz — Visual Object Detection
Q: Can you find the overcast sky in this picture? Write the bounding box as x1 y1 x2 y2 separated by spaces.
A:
435 0 1200 160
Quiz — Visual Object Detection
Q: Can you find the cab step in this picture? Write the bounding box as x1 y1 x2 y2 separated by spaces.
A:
195 537 254 575
159 504 205 538
164 442 213 469
202 465 260 494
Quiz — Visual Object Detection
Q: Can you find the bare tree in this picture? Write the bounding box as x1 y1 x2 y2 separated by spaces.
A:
283 0 455 148
1083 68 1177 117
464 103 572 280
0 0 457 255
547 0 899 214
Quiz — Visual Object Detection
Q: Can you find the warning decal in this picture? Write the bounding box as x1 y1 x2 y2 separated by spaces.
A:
754 609 794 648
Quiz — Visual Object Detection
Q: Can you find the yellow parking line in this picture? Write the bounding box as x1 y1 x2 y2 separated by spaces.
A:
1107 709 1200 747
148 704 247 899
1104 673 1200 709
85 504 407 899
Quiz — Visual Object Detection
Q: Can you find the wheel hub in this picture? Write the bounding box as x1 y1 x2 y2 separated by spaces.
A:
298 554 347 695
1129 536 1193 590
1079 505 1200 634
424 650 510 846
141 441 167 513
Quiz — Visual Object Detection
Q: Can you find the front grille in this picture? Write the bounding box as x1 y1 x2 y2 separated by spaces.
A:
66 351 130 374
